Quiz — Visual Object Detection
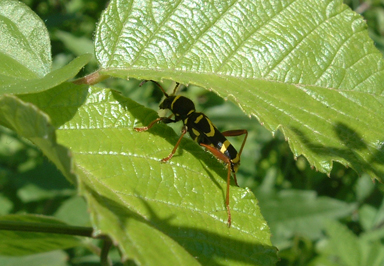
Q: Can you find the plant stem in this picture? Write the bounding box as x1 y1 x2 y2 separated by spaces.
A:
0 220 98 238
72 70 109 85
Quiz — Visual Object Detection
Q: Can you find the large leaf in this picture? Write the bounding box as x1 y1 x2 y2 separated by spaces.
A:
0 0 51 79
0 0 91 94
8 84 277 265
0 1 277 263
95 0 384 180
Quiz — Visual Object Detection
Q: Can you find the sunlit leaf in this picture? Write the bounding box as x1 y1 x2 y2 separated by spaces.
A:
95 0 384 180
7 84 277 265
0 0 51 79
0 0 91 94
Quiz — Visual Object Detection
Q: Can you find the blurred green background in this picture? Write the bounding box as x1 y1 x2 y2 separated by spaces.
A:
1 0 384 265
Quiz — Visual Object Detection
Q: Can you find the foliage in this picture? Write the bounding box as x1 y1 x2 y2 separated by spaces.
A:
1 0 384 265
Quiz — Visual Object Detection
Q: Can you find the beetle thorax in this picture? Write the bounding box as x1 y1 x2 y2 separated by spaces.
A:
160 95 196 120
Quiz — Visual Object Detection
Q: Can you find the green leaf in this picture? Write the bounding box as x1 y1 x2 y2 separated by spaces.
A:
0 92 77 184
359 198 384 239
95 0 384 180
355 174 375 202
0 214 82 256
319 221 362 266
0 195 13 215
313 221 384 266
0 54 92 95
358 204 378 231
85 190 202 266
0 0 51 79
54 30 95 59
0 0 91 95
0 250 68 266
16 85 277 265
15 160 74 203
54 197 90 227
257 189 356 248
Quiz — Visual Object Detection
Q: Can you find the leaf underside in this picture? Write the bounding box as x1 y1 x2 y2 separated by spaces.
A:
96 0 384 180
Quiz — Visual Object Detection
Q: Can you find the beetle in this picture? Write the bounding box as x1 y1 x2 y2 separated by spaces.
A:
135 81 247 227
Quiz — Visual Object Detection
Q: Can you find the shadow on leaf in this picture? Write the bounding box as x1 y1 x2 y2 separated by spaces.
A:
289 122 384 180
85 185 278 265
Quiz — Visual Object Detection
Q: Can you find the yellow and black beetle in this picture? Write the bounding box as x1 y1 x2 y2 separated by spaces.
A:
135 81 247 227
